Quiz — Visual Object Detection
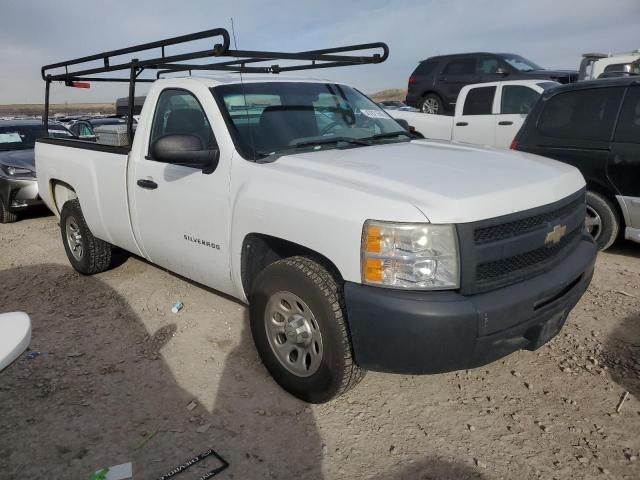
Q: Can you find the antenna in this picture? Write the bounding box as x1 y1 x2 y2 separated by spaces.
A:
231 17 257 157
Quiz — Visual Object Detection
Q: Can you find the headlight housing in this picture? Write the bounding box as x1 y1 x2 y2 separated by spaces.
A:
361 220 459 290
0 164 34 178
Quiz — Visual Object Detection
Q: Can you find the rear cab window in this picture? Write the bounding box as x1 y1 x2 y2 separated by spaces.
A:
537 87 625 141
462 86 496 115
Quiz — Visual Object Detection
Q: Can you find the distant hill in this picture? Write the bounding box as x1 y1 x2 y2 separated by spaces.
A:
0 103 115 117
368 88 407 102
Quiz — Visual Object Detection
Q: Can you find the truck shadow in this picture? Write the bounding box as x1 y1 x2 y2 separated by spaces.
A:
365 457 488 480
605 240 640 258
601 312 640 399
0 264 324 479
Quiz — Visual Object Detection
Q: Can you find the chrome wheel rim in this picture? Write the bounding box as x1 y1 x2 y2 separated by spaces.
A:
65 216 84 261
265 291 323 377
422 97 439 114
585 206 602 241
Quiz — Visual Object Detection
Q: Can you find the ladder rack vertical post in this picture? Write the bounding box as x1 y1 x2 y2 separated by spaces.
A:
127 60 138 144
43 77 51 131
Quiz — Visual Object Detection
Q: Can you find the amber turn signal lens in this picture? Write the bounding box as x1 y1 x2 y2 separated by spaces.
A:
364 258 384 283
366 226 382 253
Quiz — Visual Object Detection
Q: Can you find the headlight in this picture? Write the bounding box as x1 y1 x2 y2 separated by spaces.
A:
0 164 34 177
361 220 459 290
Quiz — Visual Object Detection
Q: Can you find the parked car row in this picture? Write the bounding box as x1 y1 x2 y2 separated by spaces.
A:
405 52 577 114
0 119 73 222
389 79 558 148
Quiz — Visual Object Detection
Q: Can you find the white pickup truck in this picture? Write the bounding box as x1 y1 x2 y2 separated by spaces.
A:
36 33 597 403
390 80 559 148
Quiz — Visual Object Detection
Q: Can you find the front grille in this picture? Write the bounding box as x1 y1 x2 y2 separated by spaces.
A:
476 226 582 290
457 190 586 295
474 196 583 244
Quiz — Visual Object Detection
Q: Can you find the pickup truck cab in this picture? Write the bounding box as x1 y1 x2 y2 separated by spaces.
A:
390 80 559 148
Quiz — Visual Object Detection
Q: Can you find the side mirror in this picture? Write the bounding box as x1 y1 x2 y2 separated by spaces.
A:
496 67 509 76
150 134 219 174
394 118 411 131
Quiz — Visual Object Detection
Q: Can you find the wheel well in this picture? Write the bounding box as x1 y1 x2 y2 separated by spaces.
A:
241 233 343 298
50 180 77 215
585 183 623 222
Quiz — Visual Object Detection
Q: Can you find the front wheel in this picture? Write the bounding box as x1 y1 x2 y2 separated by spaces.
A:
585 191 619 251
249 256 365 403
60 199 113 274
420 93 444 114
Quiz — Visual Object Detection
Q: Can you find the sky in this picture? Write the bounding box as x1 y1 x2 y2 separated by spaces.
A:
0 0 638 104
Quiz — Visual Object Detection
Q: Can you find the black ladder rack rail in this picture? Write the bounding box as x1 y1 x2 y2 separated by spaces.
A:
41 27 389 142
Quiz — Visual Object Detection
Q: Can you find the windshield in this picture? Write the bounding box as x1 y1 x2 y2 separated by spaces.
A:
0 124 71 151
213 82 409 160
499 54 543 72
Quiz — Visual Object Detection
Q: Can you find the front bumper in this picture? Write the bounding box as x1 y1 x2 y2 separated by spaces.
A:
0 176 42 211
344 234 597 374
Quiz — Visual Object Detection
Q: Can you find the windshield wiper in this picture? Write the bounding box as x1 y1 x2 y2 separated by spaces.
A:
292 136 372 149
365 131 413 142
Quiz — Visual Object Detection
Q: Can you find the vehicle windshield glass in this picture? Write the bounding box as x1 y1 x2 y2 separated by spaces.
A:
499 54 542 72
213 82 409 160
0 124 71 151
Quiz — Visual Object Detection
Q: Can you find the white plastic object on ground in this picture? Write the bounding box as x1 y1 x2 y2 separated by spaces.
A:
0 312 31 371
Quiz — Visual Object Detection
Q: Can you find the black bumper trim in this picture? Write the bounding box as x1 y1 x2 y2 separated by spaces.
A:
343 235 597 374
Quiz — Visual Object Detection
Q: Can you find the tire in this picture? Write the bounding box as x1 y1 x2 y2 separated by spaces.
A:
249 256 365 403
60 198 112 274
585 191 619 251
0 197 18 223
420 93 444 115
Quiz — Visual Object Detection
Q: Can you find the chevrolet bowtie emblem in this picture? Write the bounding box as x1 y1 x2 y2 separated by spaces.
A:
545 224 567 246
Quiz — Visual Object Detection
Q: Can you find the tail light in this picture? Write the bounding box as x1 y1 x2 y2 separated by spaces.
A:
408 75 417 86
510 138 519 150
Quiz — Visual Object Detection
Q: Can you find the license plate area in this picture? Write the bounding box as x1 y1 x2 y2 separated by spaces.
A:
525 309 567 350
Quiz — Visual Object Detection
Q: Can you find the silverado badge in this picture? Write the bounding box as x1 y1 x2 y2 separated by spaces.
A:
545 224 567 246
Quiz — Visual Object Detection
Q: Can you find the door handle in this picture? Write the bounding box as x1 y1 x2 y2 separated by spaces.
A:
498 121 514 126
456 122 468 127
137 179 158 190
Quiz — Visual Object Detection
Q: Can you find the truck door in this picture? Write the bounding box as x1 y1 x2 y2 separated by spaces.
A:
494 84 540 148
453 85 497 146
128 87 234 294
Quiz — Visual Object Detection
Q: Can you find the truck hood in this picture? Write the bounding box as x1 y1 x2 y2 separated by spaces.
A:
519 69 578 83
272 140 585 224
0 149 35 171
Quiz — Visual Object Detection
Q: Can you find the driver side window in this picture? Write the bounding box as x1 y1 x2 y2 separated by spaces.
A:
149 89 217 160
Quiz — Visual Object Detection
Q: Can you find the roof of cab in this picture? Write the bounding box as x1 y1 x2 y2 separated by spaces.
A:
541 76 639 100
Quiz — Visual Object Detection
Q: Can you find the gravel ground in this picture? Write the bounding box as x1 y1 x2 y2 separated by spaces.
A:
0 211 639 480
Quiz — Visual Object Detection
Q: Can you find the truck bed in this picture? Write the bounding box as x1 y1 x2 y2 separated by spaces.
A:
35 138 142 256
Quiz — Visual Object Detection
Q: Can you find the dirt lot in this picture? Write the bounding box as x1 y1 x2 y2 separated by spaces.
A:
0 211 638 480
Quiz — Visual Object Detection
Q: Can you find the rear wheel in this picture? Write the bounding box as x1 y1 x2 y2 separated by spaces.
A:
60 199 113 274
249 256 365 403
420 93 444 114
0 197 18 223
585 191 619 251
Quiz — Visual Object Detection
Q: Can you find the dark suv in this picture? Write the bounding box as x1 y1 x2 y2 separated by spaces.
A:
406 53 577 114
514 77 640 250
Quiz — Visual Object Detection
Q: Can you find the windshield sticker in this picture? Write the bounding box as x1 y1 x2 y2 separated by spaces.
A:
0 133 22 144
360 109 389 119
